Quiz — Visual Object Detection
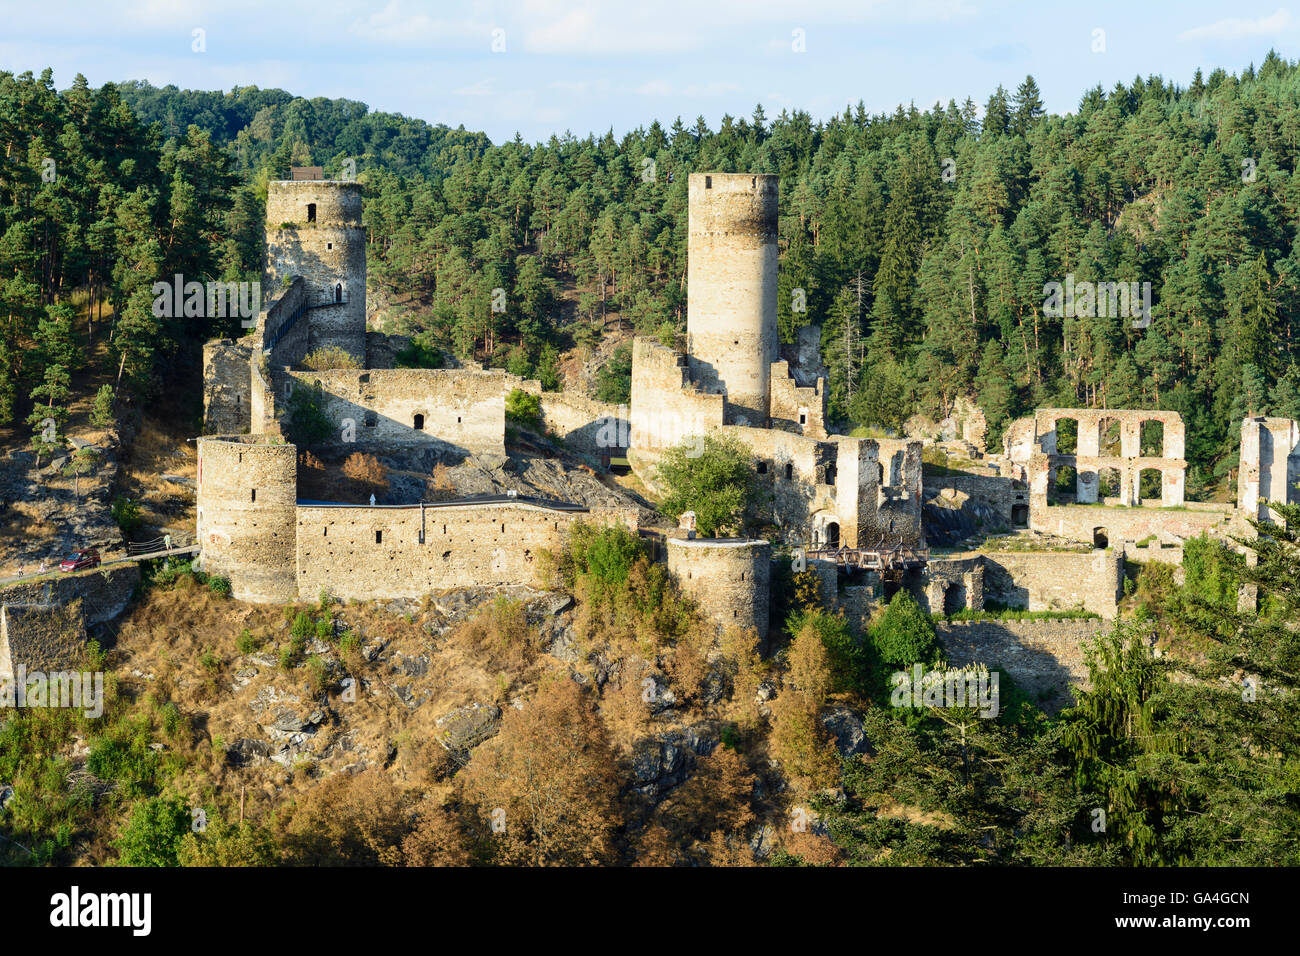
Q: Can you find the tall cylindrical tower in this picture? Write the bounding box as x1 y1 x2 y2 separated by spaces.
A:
197 437 298 603
264 180 367 362
686 173 778 426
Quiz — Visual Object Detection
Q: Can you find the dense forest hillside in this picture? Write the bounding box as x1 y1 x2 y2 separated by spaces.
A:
6 56 1300 493
122 57 1300 492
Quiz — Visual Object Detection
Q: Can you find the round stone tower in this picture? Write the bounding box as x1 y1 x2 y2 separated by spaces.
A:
197 437 298 603
686 173 779 426
264 180 367 362
667 537 771 635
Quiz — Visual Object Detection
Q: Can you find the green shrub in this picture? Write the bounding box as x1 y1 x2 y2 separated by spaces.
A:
595 343 632 403
869 590 940 671
788 608 870 697
284 382 333 447
111 496 142 535
395 333 444 369
114 796 190 867
306 655 329 694
563 522 646 592
235 629 260 655
505 387 542 429
302 345 362 370
655 432 760 537
208 576 231 597
87 730 159 798
1182 533 1244 610
159 701 186 740
338 629 361 663
89 384 116 429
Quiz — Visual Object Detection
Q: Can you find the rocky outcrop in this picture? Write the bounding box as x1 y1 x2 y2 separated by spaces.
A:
627 724 721 799
435 703 502 755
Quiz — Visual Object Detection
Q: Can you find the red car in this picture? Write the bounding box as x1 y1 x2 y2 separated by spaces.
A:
59 549 100 572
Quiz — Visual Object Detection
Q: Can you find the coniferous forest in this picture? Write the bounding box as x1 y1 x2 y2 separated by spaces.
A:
6 59 1300 490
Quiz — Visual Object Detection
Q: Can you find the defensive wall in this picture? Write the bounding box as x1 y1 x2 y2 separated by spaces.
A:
279 368 507 457
935 618 1111 708
196 434 639 605
296 501 637 602
976 548 1124 619
0 602 88 685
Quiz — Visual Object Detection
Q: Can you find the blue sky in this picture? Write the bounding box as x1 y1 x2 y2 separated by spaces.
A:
0 1 1296 143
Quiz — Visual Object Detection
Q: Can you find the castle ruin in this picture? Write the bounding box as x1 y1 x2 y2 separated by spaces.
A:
196 170 1300 695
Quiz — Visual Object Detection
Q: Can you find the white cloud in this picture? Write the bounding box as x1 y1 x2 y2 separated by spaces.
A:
1178 8 1291 42
452 79 495 97
521 2 701 55
347 0 487 47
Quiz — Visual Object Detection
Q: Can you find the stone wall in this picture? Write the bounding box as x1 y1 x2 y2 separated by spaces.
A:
667 537 771 636
295 502 638 602
685 173 779 426
936 618 1112 707
768 360 827 438
196 436 298 604
1034 502 1243 548
0 601 87 684
203 339 253 435
920 556 985 615
925 474 1025 528
0 562 138 627
874 438 925 546
978 548 1124 618
506 375 627 460
629 337 725 478
720 425 835 545
264 180 367 362
280 368 506 458
1238 416 1300 522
